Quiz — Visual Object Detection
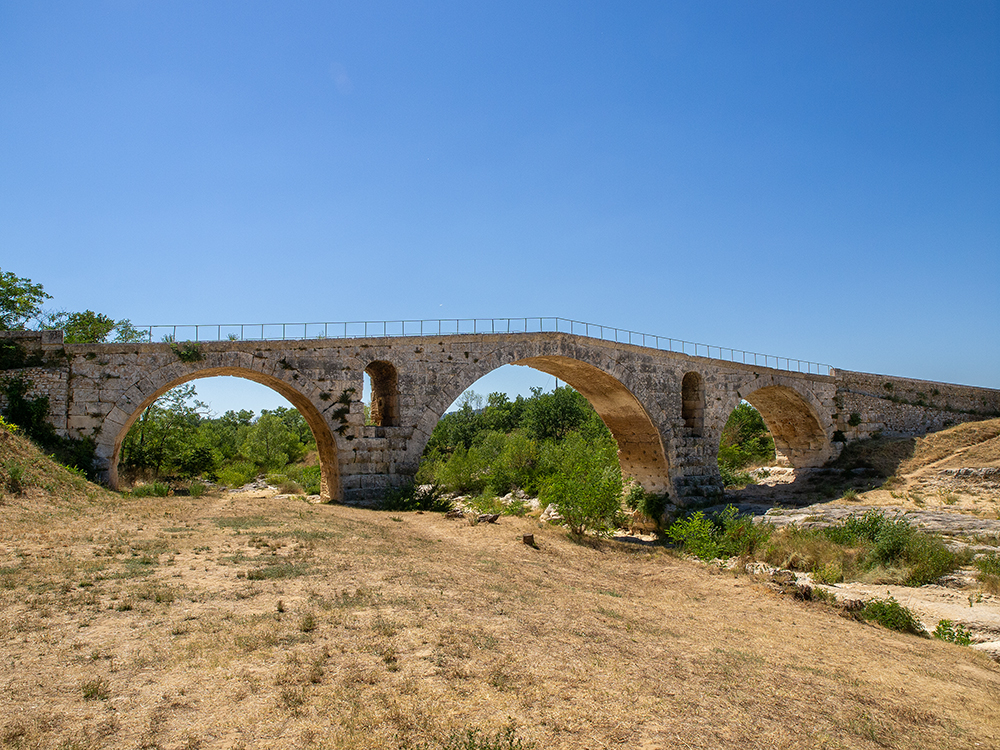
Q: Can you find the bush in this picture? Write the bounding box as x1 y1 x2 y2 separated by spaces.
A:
861 596 926 635
188 481 206 498
216 460 257 488
130 482 170 498
539 432 622 537
666 511 719 560
933 619 972 646
379 483 452 513
666 505 771 561
822 509 959 586
975 552 1000 577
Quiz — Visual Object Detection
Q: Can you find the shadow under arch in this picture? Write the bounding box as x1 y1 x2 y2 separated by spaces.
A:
739 384 832 468
413 354 671 494
106 367 340 501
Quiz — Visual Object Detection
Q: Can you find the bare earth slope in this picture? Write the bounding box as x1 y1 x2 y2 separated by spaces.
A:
1 429 1000 749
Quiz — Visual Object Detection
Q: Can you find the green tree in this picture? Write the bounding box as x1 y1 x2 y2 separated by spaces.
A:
0 269 50 329
523 386 589 441
41 310 148 343
120 384 209 474
62 310 117 344
540 431 622 536
240 412 305 471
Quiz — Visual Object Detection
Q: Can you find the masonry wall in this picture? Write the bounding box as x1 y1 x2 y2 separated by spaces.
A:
833 370 1000 441
0 331 71 432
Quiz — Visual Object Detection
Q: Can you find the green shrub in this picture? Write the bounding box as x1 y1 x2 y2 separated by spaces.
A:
467 491 528 517
130 482 170 498
666 505 772 561
216 460 257 488
933 619 972 646
820 509 958 586
188 481 206 498
379 483 453 513
812 562 844 584
539 432 622 537
861 596 926 636
4 460 25 494
975 552 1000 577
666 511 719 560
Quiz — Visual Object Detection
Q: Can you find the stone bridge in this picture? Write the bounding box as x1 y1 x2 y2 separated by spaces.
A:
3 328 999 504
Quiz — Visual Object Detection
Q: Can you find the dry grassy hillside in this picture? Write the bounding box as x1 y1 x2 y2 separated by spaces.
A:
1 428 1000 749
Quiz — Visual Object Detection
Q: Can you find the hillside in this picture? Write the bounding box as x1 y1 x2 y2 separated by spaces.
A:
2 429 1000 749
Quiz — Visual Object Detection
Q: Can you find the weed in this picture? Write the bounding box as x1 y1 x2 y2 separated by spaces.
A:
975 552 1000 577
407 721 536 750
188 481 205 499
299 613 317 632
842 488 859 502
214 516 271 530
170 341 203 363
861 596 926 636
933 619 972 646
812 562 844 584
81 676 110 701
246 563 309 580
4 460 25 494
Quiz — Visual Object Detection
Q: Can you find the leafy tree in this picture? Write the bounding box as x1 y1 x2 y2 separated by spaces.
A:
120 384 209 474
240 412 305 471
62 310 117 344
0 269 50 329
539 431 622 536
41 309 148 343
718 401 775 484
523 386 590 441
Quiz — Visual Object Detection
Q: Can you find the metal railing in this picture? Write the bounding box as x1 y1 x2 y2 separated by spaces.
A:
137 316 833 375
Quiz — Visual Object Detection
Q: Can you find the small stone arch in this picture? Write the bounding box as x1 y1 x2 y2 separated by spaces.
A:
102 366 341 501
681 371 704 437
739 383 833 468
365 360 400 427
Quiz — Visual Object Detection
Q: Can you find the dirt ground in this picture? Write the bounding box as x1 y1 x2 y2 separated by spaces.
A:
2 425 1000 749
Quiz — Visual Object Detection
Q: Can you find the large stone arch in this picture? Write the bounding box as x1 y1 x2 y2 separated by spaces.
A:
406 346 672 496
99 363 341 501
724 374 834 468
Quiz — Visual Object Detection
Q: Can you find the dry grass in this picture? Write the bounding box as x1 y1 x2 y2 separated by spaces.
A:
898 418 1000 473
1 432 1000 748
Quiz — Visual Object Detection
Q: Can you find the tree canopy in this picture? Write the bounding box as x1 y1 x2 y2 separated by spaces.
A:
0 268 51 329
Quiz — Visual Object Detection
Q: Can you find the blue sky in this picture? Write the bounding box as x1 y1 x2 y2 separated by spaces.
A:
2 1 997 414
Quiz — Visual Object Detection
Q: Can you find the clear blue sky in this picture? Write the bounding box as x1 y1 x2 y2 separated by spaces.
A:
2 1 998 414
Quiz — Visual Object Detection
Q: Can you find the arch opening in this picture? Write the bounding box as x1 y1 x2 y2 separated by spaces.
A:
740 385 832 470
412 359 670 499
681 371 704 437
364 361 400 427
107 369 340 501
